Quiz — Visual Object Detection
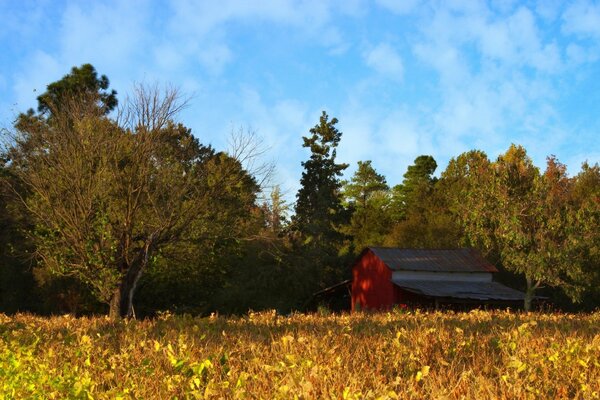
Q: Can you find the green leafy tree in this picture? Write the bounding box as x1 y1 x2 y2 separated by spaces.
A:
383 155 462 248
293 111 349 288
36 63 117 116
0 156 42 312
383 187 462 249
294 112 348 237
342 160 390 252
447 145 586 310
564 162 600 308
5 69 260 319
389 155 438 221
439 150 496 251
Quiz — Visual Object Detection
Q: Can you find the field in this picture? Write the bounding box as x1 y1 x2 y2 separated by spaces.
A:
1 310 599 399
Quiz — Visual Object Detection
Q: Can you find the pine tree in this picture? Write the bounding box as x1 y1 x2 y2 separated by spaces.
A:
342 160 390 252
294 111 348 239
293 111 349 287
390 155 438 221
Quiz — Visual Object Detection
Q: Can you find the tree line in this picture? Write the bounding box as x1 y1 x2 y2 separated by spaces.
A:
1 65 599 318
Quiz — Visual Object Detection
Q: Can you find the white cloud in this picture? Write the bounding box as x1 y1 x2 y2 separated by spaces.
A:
375 0 420 15
562 0 600 38
13 51 62 111
153 44 185 72
378 110 422 157
364 43 404 81
534 0 562 22
224 86 318 199
337 111 377 164
403 1 576 175
166 0 347 54
197 43 233 75
58 1 149 71
3 0 599 189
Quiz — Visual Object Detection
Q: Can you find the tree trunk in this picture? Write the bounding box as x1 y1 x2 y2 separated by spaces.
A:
110 237 154 319
109 287 122 320
523 276 539 312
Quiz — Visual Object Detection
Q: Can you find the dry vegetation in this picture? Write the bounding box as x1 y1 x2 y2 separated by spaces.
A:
1 310 599 399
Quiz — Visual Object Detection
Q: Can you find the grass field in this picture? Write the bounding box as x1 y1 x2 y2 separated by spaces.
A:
1 310 599 399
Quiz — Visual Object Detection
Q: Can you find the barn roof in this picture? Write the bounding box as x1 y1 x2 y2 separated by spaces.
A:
392 279 525 301
368 247 498 273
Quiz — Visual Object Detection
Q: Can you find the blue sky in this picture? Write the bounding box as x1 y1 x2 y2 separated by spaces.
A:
1 0 600 199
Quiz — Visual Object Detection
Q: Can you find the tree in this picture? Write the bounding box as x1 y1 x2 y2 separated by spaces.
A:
293 111 349 287
0 156 41 312
389 155 438 221
383 155 463 249
294 112 348 237
342 160 390 252
446 145 586 310
6 71 260 318
263 185 289 234
36 63 117 116
563 162 600 308
383 187 463 249
440 150 495 251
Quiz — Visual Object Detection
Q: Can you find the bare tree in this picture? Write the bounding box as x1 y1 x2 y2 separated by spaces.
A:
227 127 274 190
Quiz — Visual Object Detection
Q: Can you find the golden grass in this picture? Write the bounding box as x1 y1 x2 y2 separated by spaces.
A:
1 310 599 399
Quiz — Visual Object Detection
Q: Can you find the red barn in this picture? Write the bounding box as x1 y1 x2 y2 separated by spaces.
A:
351 247 525 311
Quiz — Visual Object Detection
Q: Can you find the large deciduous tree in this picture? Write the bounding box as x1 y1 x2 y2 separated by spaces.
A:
5 66 259 319
445 145 587 310
440 150 496 251
563 162 600 307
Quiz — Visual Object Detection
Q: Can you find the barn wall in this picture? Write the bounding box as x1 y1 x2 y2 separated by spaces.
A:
352 249 394 311
394 286 431 305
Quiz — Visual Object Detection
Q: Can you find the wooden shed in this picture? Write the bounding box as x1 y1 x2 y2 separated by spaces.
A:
351 247 525 311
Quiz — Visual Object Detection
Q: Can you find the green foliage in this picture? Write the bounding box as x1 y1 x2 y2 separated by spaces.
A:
6 66 262 318
342 160 391 252
294 111 348 239
563 162 600 308
262 185 289 234
390 155 438 221
1 311 600 398
0 162 41 313
36 63 117 116
2 65 600 315
383 155 461 249
293 111 350 288
441 145 595 310
384 189 462 249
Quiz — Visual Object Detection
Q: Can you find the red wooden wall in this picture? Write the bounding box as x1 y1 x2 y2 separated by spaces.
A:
351 249 394 311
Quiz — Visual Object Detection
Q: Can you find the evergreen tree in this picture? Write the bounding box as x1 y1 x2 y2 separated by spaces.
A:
294 111 348 239
390 155 438 221
342 160 390 252
293 111 349 288
36 63 117 116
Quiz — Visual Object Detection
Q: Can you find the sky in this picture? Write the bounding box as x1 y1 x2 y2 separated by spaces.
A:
1 0 600 200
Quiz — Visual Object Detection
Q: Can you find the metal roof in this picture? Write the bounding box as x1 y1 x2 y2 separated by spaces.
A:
368 247 498 273
392 278 525 301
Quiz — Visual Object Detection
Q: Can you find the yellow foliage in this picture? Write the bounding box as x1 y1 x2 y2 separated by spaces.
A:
0 310 599 399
